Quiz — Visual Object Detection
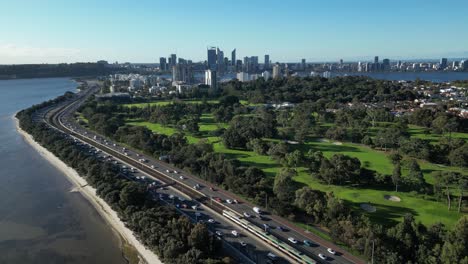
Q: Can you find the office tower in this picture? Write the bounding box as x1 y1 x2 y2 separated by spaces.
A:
340 59 343 65
216 47 224 73
382 59 390 71
170 54 177 67
243 57 250 73
440 58 448 69
224 57 229 69
205 69 217 89
231 49 236 66
172 64 193 83
461 60 467 70
251 56 259 72
207 47 217 70
272 64 281 78
237 72 250 82
358 61 362 72
301 59 306 70
374 56 379 64
236 59 242 72
264 55 270 69
159 57 167 71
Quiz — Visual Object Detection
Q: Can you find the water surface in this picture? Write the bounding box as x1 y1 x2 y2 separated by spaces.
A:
0 78 127 264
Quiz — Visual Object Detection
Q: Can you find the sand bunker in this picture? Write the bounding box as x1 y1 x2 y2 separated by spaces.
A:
333 142 343 145
384 195 401 202
360 203 376 212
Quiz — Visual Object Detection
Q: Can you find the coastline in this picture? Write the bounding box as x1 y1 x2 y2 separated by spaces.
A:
14 116 163 264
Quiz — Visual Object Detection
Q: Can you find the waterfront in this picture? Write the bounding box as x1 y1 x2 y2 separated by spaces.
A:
0 78 127 264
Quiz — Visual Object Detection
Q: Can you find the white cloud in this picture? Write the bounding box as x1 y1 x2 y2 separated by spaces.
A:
0 43 81 63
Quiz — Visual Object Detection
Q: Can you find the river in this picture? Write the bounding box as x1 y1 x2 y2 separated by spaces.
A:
0 78 127 264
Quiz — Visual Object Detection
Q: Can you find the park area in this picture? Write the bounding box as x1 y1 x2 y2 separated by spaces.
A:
121 100 468 228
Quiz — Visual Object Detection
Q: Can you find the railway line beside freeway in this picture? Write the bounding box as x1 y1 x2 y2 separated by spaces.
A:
41 84 364 264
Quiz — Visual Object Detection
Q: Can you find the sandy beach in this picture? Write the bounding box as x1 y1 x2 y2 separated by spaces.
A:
15 117 163 264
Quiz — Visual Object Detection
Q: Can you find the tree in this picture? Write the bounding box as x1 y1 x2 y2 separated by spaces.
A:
405 159 426 193
284 150 304 168
449 143 468 167
119 182 147 208
189 223 210 251
273 168 297 203
392 162 402 192
294 187 326 222
441 216 468 264
457 176 468 213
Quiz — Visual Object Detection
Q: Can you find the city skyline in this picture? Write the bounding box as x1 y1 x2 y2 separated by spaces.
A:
1 0 468 64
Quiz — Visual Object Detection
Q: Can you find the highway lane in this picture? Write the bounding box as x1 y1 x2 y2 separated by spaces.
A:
47 86 363 264
79 140 289 264
40 88 294 264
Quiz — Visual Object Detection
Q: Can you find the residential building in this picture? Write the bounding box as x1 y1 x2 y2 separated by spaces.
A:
272 64 281 78
205 69 217 89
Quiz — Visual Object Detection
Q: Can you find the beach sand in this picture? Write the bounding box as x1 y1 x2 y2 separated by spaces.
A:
15 117 163 264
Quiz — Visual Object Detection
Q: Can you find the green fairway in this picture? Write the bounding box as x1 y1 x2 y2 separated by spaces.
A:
125 116 466 228
408 125 468 143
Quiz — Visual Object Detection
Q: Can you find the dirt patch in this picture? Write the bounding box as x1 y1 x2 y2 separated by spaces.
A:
360 203 376 213
384 195 401 202
333 141 343 145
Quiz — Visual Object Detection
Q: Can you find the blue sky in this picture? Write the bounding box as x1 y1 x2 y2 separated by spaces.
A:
0 0 467 63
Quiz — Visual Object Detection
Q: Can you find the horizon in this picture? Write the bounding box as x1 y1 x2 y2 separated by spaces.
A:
1 0 468 64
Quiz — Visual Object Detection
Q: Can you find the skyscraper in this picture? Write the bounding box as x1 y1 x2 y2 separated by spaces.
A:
170 54 177 67
207 47 217 70
231 49 236 66
264 55 270 70
217 48 224 73
159 57 167 71
205 69 217 90
301 59 306 70
272 64 281 78
382 59 390 71
440 58 448 69
374 56 379 64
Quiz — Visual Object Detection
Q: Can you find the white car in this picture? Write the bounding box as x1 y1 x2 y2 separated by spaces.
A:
179 176 185 180
208 219 216 224
166 169 170 173
327 248 336 255
174 170 179 174
226 199 233 204
318 253 327 260
288 237 298 244
215 231 223 237
243 212 251 218
240 241 247 247
231 230 238 237
151 165 155 169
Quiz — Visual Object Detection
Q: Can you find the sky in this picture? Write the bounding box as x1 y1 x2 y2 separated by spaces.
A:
0 0 467 64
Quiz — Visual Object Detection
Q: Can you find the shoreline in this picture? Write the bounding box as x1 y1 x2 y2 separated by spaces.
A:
14 116 163 264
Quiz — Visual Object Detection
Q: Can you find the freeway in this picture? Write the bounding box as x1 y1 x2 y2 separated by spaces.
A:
39 85 292 264
44 84 363 264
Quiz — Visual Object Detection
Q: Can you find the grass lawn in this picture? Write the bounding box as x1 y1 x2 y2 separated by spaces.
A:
408 125 468 143
125 116 467 228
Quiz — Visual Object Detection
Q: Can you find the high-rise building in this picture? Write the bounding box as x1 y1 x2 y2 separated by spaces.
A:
170 54 177 67
231 49 236 66
205 69 217 89
264 55 270 69
358 61 362 72
207 47 217 70
159 57 167 71
236 59 242 72
272 64 281 78
301 59 306 70
172 64 194 83
382 59 390 71
216 48 224 73
237 72 250 82
440 58 448 69
374 56 379 64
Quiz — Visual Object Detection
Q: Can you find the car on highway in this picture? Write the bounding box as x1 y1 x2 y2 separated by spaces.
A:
243 212 251 218
267 252 277 260
318 253 327 260
303 239 313 247
231 230 239 237
179 175 185 180
327 248 336 255
151 165 155 169
226 199 233 204
174 170 179 174
215 231 223 237
166 169 171 173
207 219 216 224
210 187 216 191
214 197 222 203
240 241 247 247
288 237 298 244
277 226 288 232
